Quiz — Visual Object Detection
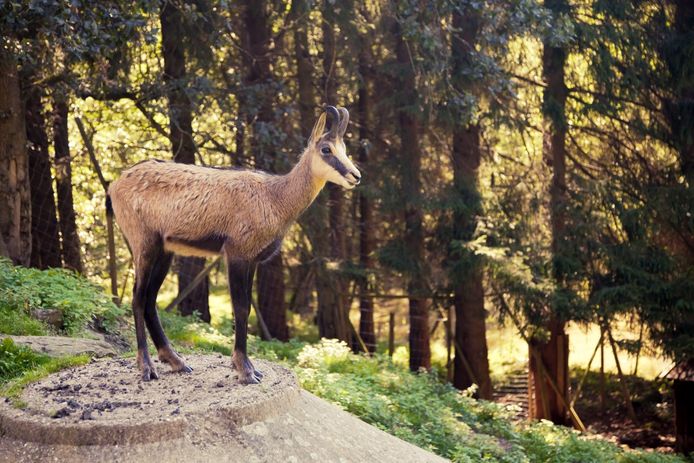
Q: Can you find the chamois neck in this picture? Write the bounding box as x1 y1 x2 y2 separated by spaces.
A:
272 149 325 224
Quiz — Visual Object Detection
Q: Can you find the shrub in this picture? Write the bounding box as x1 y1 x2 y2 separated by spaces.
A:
0 258 123 335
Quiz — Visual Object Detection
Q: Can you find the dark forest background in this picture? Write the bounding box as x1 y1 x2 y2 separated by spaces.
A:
1 0 693 454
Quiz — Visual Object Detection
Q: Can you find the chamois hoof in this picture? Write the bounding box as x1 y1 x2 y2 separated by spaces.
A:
176 364 193 374
239 371 262 385
141 366 159 381
158 347 192 373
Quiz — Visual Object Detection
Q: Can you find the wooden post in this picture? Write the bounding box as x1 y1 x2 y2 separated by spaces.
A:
106 212 119 304
163 258 220 313
570 332 602 407
633 321 644 376
388 312 395 357
600 325 606 415
74 117 119 305
606 325 638 422
446 305 453 382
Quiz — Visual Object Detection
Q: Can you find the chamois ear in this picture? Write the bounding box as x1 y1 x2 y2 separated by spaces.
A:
309 113 327 145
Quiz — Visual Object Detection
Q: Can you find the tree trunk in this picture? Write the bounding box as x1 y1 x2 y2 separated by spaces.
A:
0 47 31 266
671 0 694 183
241 0 288 339
395 20 430 372
529 0 571 424
357 40 376 353
674 375 694 454
450 7 492 398
23 70 62 270
52 90 83 273
161 0 210 322
315 3 352 343
669 0 694 451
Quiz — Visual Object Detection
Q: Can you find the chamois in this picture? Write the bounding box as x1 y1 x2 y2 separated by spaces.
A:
108 106 360 384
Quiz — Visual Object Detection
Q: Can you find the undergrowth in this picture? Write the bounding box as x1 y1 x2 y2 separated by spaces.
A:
0 338 89 406
160 316 687 463
0 258 123 335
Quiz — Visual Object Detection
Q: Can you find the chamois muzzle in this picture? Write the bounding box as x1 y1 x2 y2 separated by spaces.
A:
347 171 361 186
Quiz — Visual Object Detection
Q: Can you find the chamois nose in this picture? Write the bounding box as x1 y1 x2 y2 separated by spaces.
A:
349 171 361 185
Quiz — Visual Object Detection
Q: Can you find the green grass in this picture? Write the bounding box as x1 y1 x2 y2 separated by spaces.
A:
0 338 89 406
0 257 124 335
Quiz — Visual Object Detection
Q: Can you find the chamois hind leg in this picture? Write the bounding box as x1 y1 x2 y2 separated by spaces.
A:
227 257 261 384
132 244 160 381
244 269 263 379
143 250 192 374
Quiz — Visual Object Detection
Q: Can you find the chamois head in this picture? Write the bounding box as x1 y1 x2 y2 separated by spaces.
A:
307 106 361 190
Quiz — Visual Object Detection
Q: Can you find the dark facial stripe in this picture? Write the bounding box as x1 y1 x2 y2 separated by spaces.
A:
325 154 350 177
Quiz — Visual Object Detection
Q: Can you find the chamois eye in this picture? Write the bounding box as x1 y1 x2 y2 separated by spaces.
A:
321 147 331 155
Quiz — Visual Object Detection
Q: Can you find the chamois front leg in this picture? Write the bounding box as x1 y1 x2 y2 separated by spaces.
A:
227 258 261 384
143 250 192 374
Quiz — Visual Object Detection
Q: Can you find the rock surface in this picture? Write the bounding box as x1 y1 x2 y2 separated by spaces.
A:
0 355 446 463
3 335 118 358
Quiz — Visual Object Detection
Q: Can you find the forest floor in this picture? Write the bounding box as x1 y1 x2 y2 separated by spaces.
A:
494 367 676 453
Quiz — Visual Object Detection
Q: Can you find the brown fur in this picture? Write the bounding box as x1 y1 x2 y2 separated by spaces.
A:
109 154 324 262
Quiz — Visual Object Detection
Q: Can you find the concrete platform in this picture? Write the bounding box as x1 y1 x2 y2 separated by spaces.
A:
0 355 447 462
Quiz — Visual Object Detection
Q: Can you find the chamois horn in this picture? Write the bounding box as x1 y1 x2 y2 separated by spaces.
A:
337 107 349 137
325 105 340 138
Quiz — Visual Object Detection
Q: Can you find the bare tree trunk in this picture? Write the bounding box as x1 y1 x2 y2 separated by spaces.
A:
357 39 376 353
52 89 83 273
669 0 694 452
161 0 210 322
395 20 430 372
449 7 492 398
23 70 62 269
240 0 287 339
315 3 351 343
0 47 31 266
529 0 571 423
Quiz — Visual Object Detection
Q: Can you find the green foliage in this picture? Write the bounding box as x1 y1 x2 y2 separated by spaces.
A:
154 313 685 463
0 338 50 382
0 258 124 335
0 306 48 337
0 337 89 408
282 339 685 463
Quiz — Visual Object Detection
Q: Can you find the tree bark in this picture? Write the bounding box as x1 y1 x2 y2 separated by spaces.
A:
240 0 287 339
23 70 62 270
288 0 350 342
669 0 694 452
670 0 694 183
357 39 376 353
161 0 210 322
52 90 83 273
450 7 492 399
395 19 430 372
0 47 31 266
529 0 570 425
